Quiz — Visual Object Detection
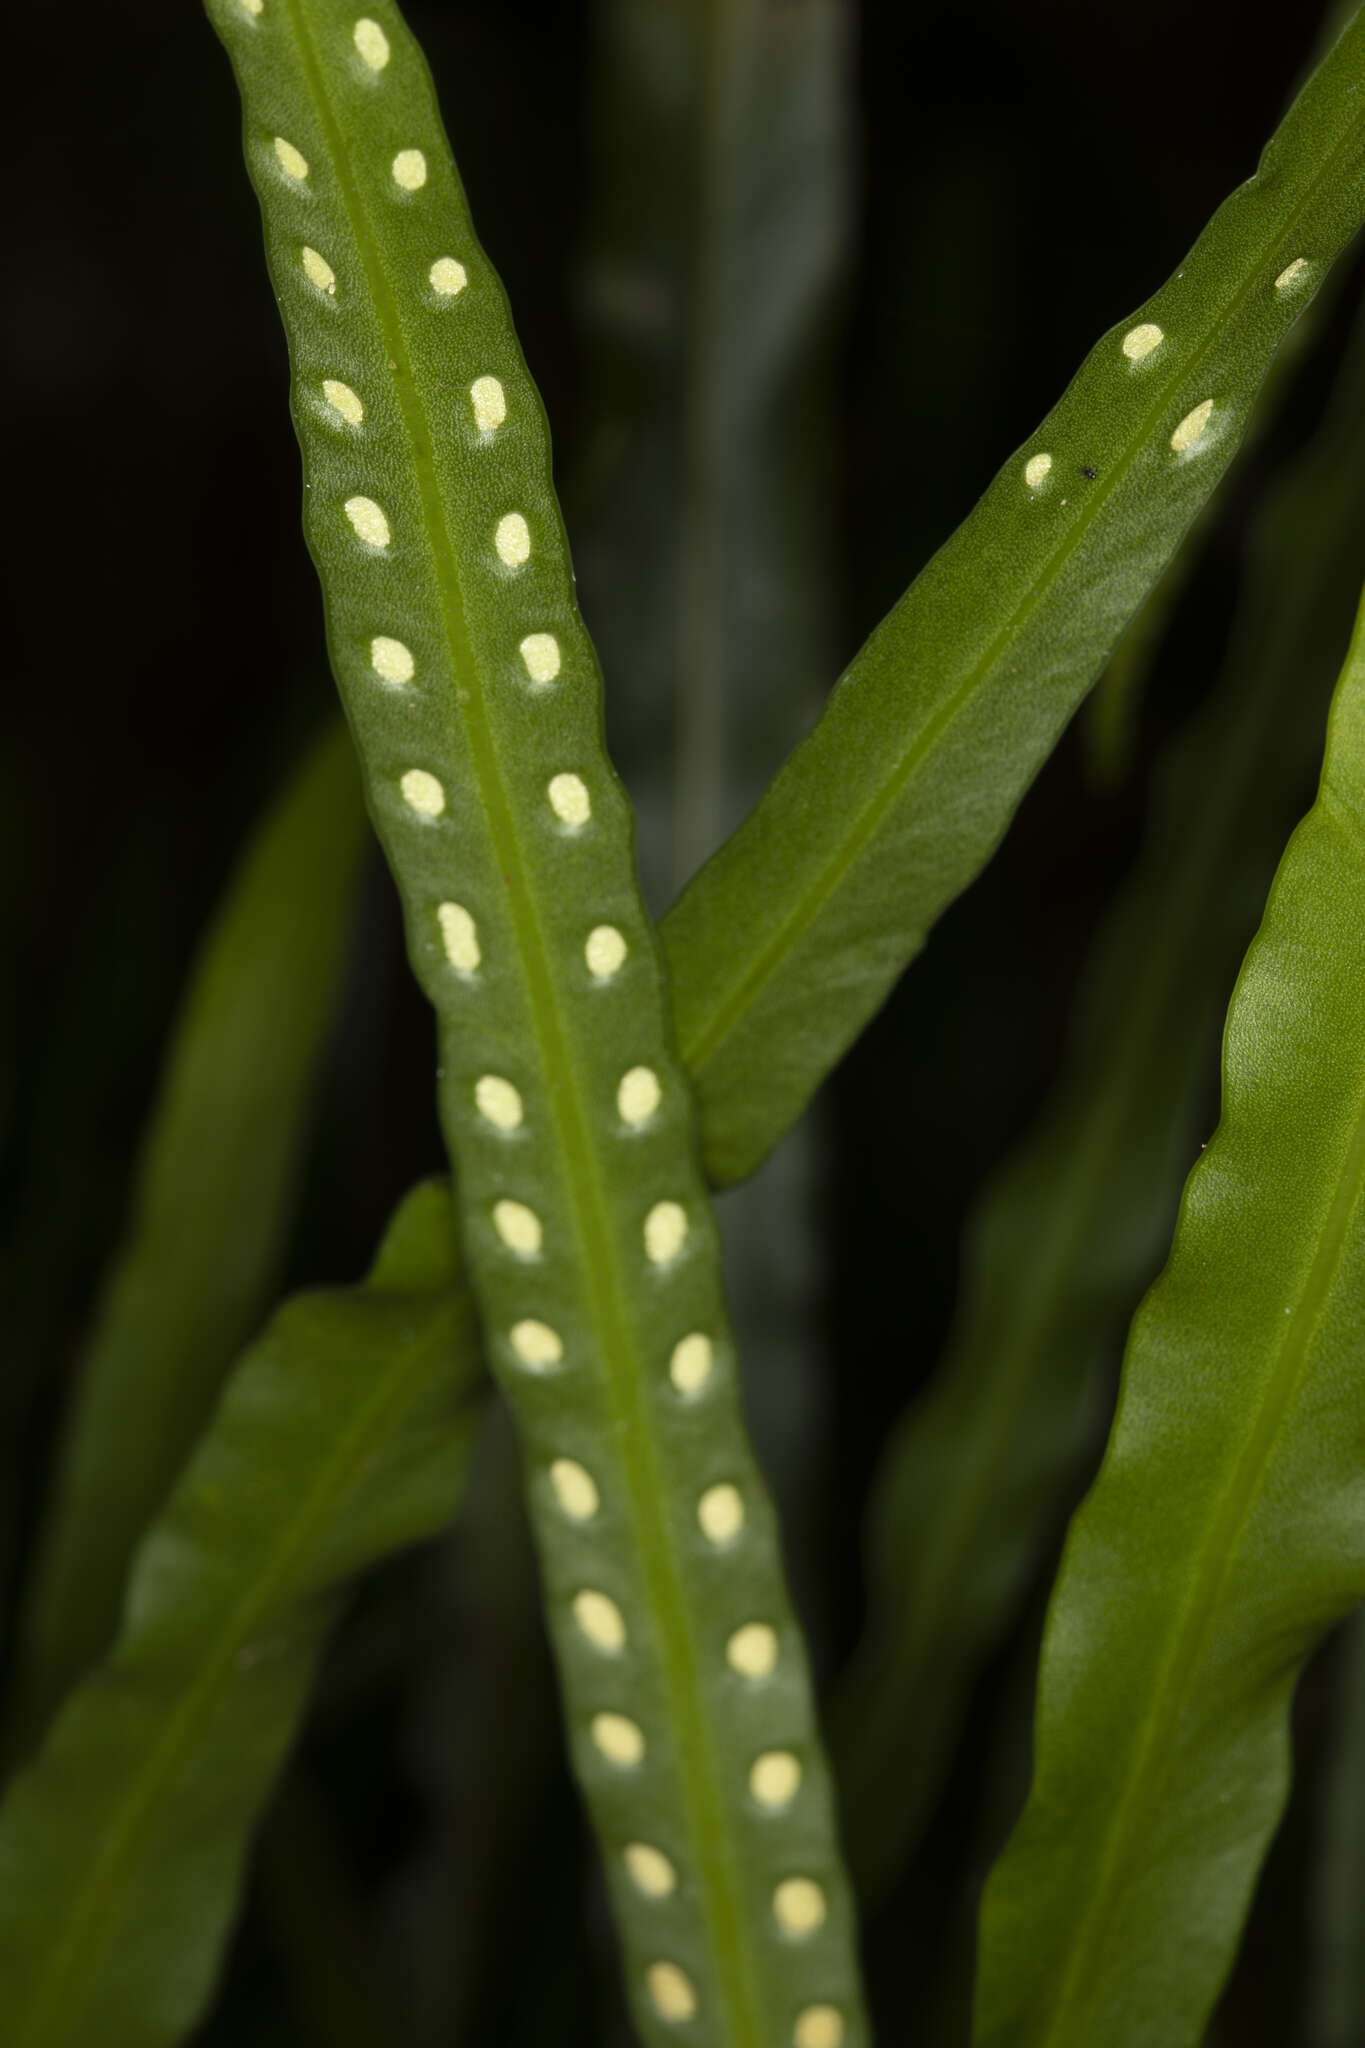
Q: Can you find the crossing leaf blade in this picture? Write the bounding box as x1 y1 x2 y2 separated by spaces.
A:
666 9 1365 1186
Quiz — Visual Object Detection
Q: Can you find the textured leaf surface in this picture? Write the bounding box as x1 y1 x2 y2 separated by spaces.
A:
9 723 367 1749
402 14 852 2035
666 9 1365 1186
973 578 1365 2046
829 294 1365 1901
0 1180 479 2048
205 5 864 2042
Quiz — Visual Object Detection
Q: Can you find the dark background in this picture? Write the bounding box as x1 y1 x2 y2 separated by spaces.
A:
3 1 1360 2041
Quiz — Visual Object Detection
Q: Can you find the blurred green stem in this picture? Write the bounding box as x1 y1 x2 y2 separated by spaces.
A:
675 0 746 886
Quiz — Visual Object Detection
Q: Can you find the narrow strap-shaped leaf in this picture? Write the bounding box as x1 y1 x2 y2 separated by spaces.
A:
0 1179 480 2048
408 21 852 2027
668 0 847 889
973 578 1365 2046
828 291 1365 1902
8 722 368 1751
664 10 1365 1186
1081 0 1360 791
205 6 864 2044
578 0 847 901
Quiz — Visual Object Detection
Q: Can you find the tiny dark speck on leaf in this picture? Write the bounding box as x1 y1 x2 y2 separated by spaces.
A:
1079 465 1098 480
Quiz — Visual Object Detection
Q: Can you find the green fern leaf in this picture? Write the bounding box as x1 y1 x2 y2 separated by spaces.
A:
8 723 367 1754
0 1181 479 2048
665 9 1365 1186
204 4 865 2042
973 576 1365 2044
829 288 1365 1901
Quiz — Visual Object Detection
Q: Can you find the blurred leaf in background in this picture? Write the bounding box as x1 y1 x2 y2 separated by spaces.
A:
575 0 852 1612
0 1182 480 2048
7 727 369 1756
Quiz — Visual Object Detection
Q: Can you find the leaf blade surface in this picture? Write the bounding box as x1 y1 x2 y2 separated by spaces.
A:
9 723 367 1748
828 289 1365 1901
0 1181 480 2048
666 11 1365 1185
204 4 865 2041
973 580 1365 2047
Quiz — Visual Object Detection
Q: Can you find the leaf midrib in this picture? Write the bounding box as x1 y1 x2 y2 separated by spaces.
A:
280 12 763 2042
678 110 1361 1090
1031 911 1365 2047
